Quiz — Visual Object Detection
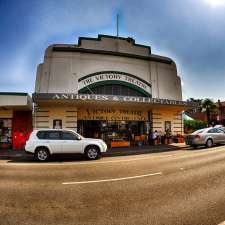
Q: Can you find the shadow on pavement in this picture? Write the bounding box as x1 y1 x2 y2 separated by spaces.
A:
6 154 86 163
3 144 190 163
4 145 225 164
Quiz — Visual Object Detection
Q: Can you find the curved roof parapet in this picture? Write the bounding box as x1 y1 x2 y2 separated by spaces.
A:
44 35 175 65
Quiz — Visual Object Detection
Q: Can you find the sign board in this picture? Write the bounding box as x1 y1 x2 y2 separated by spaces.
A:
78 71 152 96
33 93 195 107
78 108 148 121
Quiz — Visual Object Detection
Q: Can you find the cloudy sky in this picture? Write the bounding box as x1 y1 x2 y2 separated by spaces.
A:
1 0 225 100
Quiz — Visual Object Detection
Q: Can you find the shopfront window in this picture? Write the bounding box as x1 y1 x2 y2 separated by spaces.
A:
78 120 149 148
0 119 12 145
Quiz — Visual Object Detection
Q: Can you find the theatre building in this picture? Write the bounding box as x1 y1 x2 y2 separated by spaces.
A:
33 34 193 147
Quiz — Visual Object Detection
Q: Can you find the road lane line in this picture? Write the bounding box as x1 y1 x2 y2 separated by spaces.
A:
218 222 225 225
62 172 162 185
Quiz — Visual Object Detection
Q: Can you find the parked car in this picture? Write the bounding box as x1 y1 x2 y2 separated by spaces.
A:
185 127 225 148
25 129 107 161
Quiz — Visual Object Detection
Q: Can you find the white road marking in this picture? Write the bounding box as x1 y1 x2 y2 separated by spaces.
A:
62 172 162 185
218 221 225 225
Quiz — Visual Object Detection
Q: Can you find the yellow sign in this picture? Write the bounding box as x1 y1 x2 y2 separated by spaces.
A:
78 108 148 121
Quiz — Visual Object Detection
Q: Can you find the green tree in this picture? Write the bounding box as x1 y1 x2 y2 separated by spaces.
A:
200 98 217 125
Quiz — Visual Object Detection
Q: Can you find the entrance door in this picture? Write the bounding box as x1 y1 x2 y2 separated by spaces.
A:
78 120 103 139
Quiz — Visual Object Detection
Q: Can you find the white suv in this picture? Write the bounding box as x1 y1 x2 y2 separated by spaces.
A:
25 129 107 161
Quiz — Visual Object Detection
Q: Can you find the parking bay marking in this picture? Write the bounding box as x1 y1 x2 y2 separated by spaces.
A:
62 172 162 185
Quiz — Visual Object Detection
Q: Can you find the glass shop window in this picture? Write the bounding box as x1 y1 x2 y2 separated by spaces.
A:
0 119 12 143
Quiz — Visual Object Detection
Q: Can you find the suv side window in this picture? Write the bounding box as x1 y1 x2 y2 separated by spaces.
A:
37 131 47 139
62 131 79 140
46 131 61 140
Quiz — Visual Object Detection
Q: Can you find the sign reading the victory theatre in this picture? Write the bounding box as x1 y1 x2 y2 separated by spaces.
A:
78 71 152 96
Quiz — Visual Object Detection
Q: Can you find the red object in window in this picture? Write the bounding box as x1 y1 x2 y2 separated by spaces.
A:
12 111 33 150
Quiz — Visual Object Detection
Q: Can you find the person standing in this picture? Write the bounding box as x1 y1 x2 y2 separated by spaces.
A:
152 130 158 145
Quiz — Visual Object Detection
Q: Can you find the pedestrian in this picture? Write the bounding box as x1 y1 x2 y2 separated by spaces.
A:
152 130 158 145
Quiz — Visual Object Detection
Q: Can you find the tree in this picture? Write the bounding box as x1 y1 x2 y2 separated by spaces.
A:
200 98 217 125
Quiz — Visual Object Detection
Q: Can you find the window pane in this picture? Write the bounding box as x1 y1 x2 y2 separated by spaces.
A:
79 84 147 97
208 128 217 133
47 131 61 140
62 132 77 140
37 131 46 139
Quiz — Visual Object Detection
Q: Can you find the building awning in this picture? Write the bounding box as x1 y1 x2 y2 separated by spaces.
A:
0 92 32 110
33 93 196 110
182 112 194 120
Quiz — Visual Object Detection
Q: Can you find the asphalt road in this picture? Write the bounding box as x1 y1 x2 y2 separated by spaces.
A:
1 146 225 225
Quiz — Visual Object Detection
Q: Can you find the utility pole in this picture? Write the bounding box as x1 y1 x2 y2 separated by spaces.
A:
116 13 119 52
116 14 119 37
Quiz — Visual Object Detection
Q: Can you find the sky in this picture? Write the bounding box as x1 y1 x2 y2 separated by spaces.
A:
1 0 225 100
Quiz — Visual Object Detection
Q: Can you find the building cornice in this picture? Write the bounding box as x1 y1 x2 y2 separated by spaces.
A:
52 46 173 64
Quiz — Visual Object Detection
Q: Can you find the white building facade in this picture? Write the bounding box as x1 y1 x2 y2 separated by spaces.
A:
33 35 192 147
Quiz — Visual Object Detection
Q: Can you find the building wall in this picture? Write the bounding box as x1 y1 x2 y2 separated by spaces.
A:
12 111 33 150
77 36 150 56
34 36 184 137
34 106 77 131
35 36 182 101
0 95 31 107
152 108 183 135
0 109 13 118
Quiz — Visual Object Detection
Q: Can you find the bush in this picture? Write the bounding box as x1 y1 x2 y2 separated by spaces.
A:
184 120 207 134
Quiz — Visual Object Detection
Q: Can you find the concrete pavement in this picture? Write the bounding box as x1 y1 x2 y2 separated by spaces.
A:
1 145 225 225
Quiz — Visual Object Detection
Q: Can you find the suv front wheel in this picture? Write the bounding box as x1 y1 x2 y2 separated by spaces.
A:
35 147 50 162
85 146 100 160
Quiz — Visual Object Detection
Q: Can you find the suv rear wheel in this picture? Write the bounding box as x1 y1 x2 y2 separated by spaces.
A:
85 146 100 160
35 148 50 162
206 139 213 148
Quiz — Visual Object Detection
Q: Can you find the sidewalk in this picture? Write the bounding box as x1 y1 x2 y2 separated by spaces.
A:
0 143 187 159
104 143 187 157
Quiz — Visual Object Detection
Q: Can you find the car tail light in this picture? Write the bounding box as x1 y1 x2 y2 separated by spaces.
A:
195 135 201 139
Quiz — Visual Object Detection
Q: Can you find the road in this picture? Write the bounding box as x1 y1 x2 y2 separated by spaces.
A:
1 146 225 225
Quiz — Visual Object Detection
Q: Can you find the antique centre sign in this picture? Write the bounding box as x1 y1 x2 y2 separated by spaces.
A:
78 71 152 96
33 93 196 107
78 108 148 121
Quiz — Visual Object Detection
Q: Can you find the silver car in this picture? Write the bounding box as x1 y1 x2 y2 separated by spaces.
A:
185 127 225 148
